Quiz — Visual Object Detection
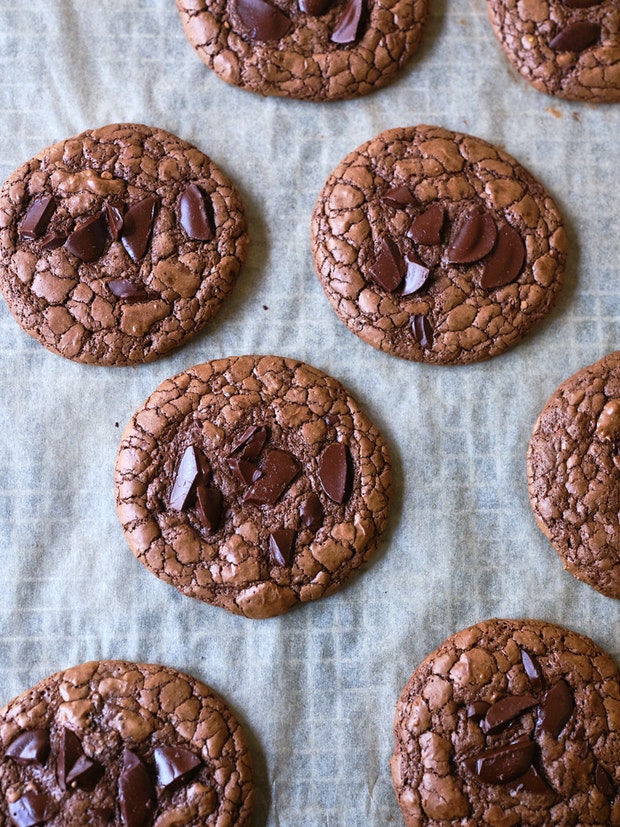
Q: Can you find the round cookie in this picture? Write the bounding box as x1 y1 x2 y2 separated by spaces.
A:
176 0 429 101
311 125 567 365
0 123 248 366
527 351 620 599
486 0 620 102
391 618 620 827
0 660 254 826
114 355 392 619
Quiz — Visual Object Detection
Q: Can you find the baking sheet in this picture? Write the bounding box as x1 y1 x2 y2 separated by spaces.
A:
0 0 619 823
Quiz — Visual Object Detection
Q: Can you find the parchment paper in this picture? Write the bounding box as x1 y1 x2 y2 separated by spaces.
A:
0 1 618 824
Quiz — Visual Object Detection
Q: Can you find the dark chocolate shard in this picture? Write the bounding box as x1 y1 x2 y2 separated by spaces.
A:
230 426 269 461
8 790 57 827
411 314 433 349
509 764 554 795
381 186 416 208
106 202 125 241
195 481 223 533
40 230 67 251
473 737 537 784
65 212 108 263
169 445 202 511
228 457 262 486
480 222 525 289
368 237 405 292
66 753 105 790
235 0 292 41
107 279 149 302
19 196 57 240
178 184 215 241
300 492 324 530
446 208 497 264
408 203 445 245
121 196 159 262
400 254 430 296
537 679 574 738
57 727 84 790
244 449 300 505
466 701 490 722
269 528 296 566
520 649 543 693
154 746 201 791
331 0 364 43
595 764 615 798
299 0 333 14
5 729 50 765
549 22 601 52
119 748 156 827
481 695 538 734
318 443 352 504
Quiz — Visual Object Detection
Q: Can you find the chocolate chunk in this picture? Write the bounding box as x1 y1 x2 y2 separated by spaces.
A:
382 186 416 208
64 212 108 263
107 279 149 302
537 679 574 738
57 727 85 790
169 445 203 511
40 230 67 251
509 764 553 795
66 753 105 790
8 790 57 827
411 314 433 349
235 0 292 41
481 695 538 734
178 184 215 241
480 222 525 289
269 528 296 566
5 729 50 765
119 748 156 827
595 764 615 798
368 237 405 292
244 449 300 505
331 0 364 43
230 426 269 461
549 22 601 52
473 737 537 784
121 196 159 262
446 209 497 264
400 254 430 295
228 458 262 486
318 443 352 504
154 746 201 791
521 649 543 692
408 203 445 245
466 701 491 722
195 481 223 532
299 0 333 14
300 492 324 530
18 196 57 240
106 202 125 241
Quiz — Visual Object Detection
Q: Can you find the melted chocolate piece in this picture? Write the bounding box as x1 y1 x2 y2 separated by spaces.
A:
119 748 156 827
317 443 352 504
57 727 84 790
195 481 223 532
520 649 543 693
228 457 262 486
481 695 538 734
64 213 108 263
154 746 201 791
18 196 57 240
169 445 202 511
368 237 405 292
121 196 159 262
411 314 433 349
466 701 491 722
408 203 445 245
480 222 525 289
65 753 105 790
509 764 553 795
595 764 615 798
178 184 215 241
235 0 292 41
5 729 50 765
400 254 430 295
299 0 333 14
331 0 364 43
269 528 296 566
107 279 149 302
244 449 300 505
230 426 269 461
537 679 574 738
549 22 601 52
106 202 125 241
300 492 324 530
40 230 67 251
382 186 416 208
8 790 57 827
446 209 497 264
473 737 537 784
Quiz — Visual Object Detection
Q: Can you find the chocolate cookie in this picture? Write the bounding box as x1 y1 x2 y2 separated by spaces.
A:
527 352 620 599
311 125 567 365
0 659 253 826
391 618 620 826
0 123 248 365
114 355 392 619
486 0 620 102
176 0 429 101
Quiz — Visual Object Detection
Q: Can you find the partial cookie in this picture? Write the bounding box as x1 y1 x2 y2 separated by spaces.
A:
0 123 247 365
114 355 392 619
176 0 429 101
311 125 567 365
0 660 253 826
527 351 620 599
486 0 620 102
392 618 620 827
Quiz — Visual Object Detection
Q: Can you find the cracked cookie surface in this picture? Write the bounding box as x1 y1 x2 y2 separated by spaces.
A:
0 123 247 365
0 660 253 826
114 355 392 619
311 125 567 365
486 0 620 102
392 618 620 827
176 0 429 101
527 351 620 599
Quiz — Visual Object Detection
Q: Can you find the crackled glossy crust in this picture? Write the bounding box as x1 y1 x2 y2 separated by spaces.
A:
114 355 392 619
311 125 567 365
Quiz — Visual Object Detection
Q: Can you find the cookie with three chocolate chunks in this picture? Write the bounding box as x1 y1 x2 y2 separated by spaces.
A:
527 351 620 598
391 618 620 827
486 0 620 102
114 355 392 619
0 123 247 365
176 0 429 101
0 660 254 826
311 125 567 365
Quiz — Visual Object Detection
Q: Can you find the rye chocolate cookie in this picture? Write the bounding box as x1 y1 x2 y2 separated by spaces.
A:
114 355 392 619
527 352 620 599
0 660 253 826
311 125 567 365
391 618 620 826
486 0 620 102
0 123 247 365
176 0 429 101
